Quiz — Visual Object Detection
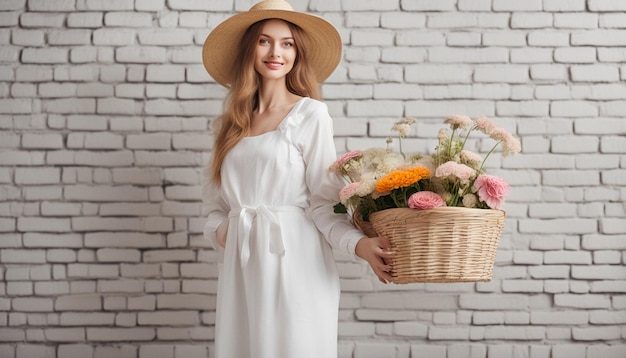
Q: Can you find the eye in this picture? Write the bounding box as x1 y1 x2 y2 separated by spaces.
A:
283 42 294 48
259 38 270 45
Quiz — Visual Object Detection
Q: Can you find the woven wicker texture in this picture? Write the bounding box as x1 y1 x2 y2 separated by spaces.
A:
355 207 505 284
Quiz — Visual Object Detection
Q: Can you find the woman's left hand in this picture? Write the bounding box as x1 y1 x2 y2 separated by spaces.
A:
355 236 395 284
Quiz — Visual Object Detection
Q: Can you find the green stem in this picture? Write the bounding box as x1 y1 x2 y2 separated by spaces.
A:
478 140 502 173
460 125 475 152
446 128 456 161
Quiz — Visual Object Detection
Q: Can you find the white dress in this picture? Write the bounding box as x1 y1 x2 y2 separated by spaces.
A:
203 97 364 358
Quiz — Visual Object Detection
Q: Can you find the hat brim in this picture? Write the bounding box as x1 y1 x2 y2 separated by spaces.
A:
202 10 342 87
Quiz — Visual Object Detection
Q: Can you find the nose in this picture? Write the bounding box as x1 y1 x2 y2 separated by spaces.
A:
269 43 281 58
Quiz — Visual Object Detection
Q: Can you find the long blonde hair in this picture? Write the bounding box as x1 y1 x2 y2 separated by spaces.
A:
211 19 321 185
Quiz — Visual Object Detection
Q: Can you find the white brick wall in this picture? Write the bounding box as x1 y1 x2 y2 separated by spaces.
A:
0 0 625 357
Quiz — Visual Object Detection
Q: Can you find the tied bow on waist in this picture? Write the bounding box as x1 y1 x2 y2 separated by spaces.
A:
229 205 304 267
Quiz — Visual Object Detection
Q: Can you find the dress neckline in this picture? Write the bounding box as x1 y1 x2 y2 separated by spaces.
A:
244 97 307 139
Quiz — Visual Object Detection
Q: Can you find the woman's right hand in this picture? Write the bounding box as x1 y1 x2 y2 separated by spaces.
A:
355 236 394 284
216 221 228 248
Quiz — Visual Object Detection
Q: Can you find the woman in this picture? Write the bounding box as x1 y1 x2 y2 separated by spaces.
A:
202 1 392 357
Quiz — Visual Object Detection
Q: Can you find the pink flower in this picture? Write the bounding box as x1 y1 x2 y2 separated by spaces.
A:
329 150 362 174
474 116 496 134
435 161 476 183
392 123 411 137
408 191 446 210
437 128 448 141
503 136 521 156
472 174 509 210
339 182 361 204
461 150 482 164
444 114 473 130
489 128 521 156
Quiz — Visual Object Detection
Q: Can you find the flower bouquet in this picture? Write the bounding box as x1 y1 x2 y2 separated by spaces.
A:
330 115 520 283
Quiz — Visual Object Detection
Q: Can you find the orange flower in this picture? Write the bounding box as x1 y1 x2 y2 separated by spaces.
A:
375 166 430 193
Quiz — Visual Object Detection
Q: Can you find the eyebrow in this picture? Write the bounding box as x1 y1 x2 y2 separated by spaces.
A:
259 33 294 40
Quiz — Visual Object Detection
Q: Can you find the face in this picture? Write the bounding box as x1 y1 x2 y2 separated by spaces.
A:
254 19 297 82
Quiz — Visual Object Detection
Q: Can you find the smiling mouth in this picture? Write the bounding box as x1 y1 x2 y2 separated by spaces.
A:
264 61 284 69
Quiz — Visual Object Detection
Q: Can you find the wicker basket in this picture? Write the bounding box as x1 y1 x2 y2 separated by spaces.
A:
354 207 505 284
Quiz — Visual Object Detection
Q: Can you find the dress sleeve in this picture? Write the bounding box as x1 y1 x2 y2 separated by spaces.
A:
202 164 229 252
295 101 364 259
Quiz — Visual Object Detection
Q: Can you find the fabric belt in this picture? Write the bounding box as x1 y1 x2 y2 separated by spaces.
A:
228 205 305 267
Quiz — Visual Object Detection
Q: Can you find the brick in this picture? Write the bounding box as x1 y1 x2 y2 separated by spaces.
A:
65 185 148 202
120 264 160 278
116 46 167 63
587 345 626 358
502 280 544 293
405 64 473 84
527 31 569 47
15 168 60 185
543 170 600 186
486 326 545 340
493 0 541 11
572 265 626 280
429 47 508 63
94 345 137 358
20 12 65 27
556 14 598 29
380 12 425 29
602 169 626 185
571 65 620 82
77 84 114 98
87 328 155 341
104 12 152 27
67 12 103 28
572 326 621 341
589 310 626 324
406 100 494 117
178 12 207 28
599 135 626 153
79 0 133 10
127 295 156 311
460 294 528 310
55 295 102 311
422 84 474 99
85 233 165 248
44 328 85 342
98 279 142 293
138 311 199 326
589 0 626 11
447 32 481 46
474 65 529 83
600 13 626 28
138 29 194 46
555 48 597 64
520 218 596 234
72 217 171 232
58 344 93 358
574 118 625 134
136 0 164 11
428 13 478 29
156 294 214 310
553 135 600 153
47 249 76 264
0 0 24 10
544 0 586 11
97 249 141 262
497 101 549 116
99 203 160 217
528 203 576 218
12 298 53 312
572 30 626 46
555 294 611 309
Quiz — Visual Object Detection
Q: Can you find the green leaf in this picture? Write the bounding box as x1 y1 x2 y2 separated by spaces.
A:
333 203 347 213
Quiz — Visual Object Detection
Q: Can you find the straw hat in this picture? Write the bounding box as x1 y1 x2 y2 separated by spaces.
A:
202 0 342 87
